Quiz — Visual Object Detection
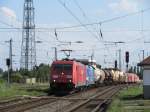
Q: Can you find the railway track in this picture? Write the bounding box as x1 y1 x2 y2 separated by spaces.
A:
0 96 24 106
60 85 124 112
0 85 125 112
0 87 99 112
0 96 57 112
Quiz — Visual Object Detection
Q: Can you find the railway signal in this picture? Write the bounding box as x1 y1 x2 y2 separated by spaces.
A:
125 51 129 63
6 58 10 86
115 60 117 69
125 51 129 72
6 58 10 67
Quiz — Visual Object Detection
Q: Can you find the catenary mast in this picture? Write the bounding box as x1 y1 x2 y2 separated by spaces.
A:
21 0 36 70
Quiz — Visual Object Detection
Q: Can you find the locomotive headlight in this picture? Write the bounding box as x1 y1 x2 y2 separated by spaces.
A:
53 80 56 82
69 80 72 82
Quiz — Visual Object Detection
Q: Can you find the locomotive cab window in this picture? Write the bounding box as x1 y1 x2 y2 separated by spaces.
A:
53 64 72 74
64 65 72 71
53 65 62 71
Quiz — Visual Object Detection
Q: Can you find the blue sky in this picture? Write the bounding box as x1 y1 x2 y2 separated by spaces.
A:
0 0 150 70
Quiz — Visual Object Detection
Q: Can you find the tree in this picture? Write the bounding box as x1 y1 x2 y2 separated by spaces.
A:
138 67 143 79
128 66 133 73
134 66 137 73
0 68 3 74
19 69 30 78
11 72 23 83
36 64 50 83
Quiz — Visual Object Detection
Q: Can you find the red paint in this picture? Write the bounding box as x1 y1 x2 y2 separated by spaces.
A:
127 73 139 83
50 60 86 88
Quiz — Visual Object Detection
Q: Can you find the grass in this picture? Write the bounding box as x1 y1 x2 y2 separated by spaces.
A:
0 82 50 100
107 85 144 112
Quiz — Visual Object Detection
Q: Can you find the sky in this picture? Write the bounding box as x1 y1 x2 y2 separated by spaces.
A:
0 0 150 71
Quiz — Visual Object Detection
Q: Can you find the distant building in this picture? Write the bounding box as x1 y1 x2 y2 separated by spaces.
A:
138 56 150 99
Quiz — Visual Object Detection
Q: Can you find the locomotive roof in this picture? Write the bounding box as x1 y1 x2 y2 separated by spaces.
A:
52 59 85 65
52 60 74 64
52 58 101 67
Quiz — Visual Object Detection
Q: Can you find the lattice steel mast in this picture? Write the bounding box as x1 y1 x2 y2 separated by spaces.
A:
21 0 36 70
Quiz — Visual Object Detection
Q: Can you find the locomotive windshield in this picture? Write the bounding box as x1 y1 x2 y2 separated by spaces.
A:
53 64 72 74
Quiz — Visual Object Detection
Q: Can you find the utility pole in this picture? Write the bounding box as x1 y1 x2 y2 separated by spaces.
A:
141 50 145 60
5 39 13 70
55 47 57 61
119 49 121 70
9 39 12 72
91 49 94 61
104 41 124 70
6 58 10 86
52 47 57 61
5 39 13 83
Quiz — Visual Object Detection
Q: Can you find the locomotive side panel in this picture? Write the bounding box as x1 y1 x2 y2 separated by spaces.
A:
75 62 86 87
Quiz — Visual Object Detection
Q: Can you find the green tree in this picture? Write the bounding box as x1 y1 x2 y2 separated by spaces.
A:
134 66 137 73
11 72 23 83
36 64 50 83
0 68 3 74
128 66 133 73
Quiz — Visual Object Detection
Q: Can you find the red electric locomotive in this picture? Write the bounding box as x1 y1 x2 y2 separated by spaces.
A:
50 59 86 93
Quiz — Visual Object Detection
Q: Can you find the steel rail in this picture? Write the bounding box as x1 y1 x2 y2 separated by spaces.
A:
65 86 116 112
0 87 100 112
91 86 122 112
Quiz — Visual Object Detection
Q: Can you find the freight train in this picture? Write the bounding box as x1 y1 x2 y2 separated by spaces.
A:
50 59 139 93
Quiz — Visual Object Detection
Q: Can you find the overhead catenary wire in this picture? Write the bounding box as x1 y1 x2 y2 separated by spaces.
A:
72 0 102 40
57 0 100 41
57 0 101 41
0 5 149 55
72 0 86 18
0 29 150 33
0 7 150 31
36 7 150 30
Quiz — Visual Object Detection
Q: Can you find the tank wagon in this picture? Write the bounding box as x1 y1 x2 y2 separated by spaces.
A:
50 59 140 93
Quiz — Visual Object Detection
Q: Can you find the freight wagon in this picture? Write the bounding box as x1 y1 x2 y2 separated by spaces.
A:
126 73 140 83
86 65 95 86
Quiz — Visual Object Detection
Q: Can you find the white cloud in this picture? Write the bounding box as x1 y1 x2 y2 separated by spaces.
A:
0 6 16 19
108 0 138 13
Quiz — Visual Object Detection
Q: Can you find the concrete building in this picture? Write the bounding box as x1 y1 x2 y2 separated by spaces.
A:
138 56 150 99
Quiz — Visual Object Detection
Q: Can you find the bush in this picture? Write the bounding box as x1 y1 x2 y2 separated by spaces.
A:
0 79 5 84
11 72 23 83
